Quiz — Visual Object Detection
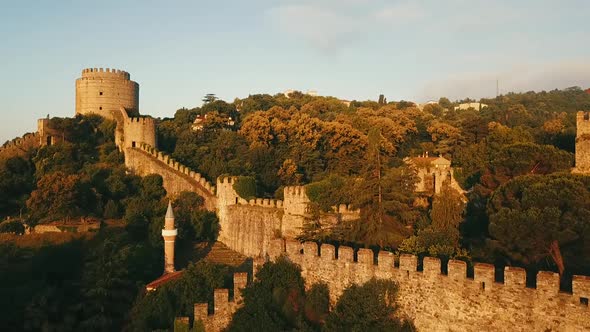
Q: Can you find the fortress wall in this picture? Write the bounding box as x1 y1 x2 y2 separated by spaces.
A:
215 177 284 257
222 205 283 258
176 272 248 332
268 239 590 332
0 132 39 160
125 144 216 210
215 178 361 258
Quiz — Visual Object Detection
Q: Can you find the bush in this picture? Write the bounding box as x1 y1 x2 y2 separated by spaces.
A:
0 220 25 235
232 176 257 200
103 200 120 219
325 278 415 332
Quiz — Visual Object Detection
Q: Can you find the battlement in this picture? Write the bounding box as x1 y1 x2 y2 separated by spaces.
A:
81 67 131 80
284 185 307 198
333 203 360 215
136 143 216 195
1 132 38 150
126 116 155 125
191 272 248 332
278 239 590 301
217 176 239 185
577 111 590 122
247 198 284 208
576 111 590 135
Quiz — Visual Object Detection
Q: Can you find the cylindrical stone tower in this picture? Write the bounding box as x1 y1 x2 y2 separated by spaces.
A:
162 201 177 273
75 68 139 120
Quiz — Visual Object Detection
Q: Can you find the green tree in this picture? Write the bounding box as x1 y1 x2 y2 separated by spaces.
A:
487 174 590 276
0 156 35 218
227 256 309 331
324 278 415 332
202 93 218 104
26 171 94 225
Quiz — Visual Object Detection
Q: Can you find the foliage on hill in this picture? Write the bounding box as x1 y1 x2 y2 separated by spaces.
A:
153 88 590 275
0 228 162 331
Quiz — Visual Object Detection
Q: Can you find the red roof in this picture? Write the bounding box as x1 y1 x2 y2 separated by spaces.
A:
146 270 184 291
585 88 590 94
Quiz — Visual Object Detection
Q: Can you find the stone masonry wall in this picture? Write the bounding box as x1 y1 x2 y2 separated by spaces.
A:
124 143 217 210
574 111 590 174
215 176 359 258
0 132 39 160
122 116 156 150
262 239 590 332
175 272 248 332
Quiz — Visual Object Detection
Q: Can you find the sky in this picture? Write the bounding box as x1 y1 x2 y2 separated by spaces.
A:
1 0 590 142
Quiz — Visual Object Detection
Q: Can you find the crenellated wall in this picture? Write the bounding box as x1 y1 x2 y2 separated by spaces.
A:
0 132 39 160
215 177 360 258
257 239 590 332
216 177 284 257
175 272 248 332
125 143 217 210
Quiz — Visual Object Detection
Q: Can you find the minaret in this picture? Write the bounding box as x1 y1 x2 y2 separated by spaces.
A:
162 201 177 273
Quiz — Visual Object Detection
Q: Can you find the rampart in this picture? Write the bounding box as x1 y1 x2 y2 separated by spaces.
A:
255 239 590 332
0 132 39 160
125 143 217 210
184 272 248 332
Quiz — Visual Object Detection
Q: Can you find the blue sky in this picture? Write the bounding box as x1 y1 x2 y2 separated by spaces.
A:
1 0 589 142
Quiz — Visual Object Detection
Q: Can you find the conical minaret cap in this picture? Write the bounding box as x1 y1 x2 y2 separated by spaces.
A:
165 200 174 219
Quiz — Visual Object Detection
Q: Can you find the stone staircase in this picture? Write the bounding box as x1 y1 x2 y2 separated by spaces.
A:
193 242 248 267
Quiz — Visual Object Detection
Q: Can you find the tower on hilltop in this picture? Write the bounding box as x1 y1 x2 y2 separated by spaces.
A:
162 201 177 273
75 68 139 121
574 111 590 174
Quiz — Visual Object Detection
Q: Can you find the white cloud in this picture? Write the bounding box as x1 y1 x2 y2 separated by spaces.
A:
265 0 427 54
266 3 367 54
416 60 590 101
374 2 425 23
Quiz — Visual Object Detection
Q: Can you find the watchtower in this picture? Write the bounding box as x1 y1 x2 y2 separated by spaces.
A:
75 68 139 121
574 111 590 174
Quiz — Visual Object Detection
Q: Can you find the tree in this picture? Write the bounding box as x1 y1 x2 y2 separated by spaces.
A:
430 184 464 231
487 174 590 276
227 257 308 331
26 171 94 225
0 156 35 218
0 221 25 235
438 97 452 110
324 278 415 332
202 93 218 104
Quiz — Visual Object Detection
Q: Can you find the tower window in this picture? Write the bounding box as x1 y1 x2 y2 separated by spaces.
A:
99 107 102 110
582 297 589 307
99 91 103 95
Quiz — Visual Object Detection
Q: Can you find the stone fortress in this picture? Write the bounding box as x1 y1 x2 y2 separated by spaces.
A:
4 68 590 331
